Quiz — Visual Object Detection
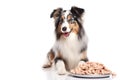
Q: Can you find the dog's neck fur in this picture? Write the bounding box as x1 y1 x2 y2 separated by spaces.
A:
53 32 87 70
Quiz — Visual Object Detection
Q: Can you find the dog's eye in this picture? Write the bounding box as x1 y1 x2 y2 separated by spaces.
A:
71 20 75 24
68 19 75 24
59 20 63 24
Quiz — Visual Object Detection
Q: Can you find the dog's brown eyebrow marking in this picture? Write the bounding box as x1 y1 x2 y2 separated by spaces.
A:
67 15 72 20
61 15 65 20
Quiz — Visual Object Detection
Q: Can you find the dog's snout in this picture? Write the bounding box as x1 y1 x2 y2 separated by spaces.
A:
62 27 67 31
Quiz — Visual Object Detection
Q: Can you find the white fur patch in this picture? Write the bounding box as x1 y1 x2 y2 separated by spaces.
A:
53 32 88 70
61 10 71 33
55 60 67 75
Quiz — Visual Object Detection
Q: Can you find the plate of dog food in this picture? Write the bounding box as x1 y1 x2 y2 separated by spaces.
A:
67 62 116 80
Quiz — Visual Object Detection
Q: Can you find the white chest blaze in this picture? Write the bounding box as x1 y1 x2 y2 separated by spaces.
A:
53 33 86 69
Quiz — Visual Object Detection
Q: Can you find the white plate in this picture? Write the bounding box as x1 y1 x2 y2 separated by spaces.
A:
68 74 112 79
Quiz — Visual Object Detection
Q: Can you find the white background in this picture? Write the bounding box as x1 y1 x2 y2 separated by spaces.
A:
0 0 120 80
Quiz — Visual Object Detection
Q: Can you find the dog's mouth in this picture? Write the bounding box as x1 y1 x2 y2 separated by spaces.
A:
63 32 70 37
62 29 72 37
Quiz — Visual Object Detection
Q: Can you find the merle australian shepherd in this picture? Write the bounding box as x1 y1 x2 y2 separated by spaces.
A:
43 6 89 75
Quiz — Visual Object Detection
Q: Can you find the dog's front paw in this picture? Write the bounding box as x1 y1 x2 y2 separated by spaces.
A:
57 68 67 75
78 61 85 65
55 60 67 75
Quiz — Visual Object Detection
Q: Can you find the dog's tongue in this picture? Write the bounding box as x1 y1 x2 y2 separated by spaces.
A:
63 32 69 37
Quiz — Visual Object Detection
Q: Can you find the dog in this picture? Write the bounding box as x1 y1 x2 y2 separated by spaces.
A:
43 6 88 75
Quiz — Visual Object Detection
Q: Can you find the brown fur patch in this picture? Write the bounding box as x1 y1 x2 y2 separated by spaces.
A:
47 50 55 62
56 51 62 58
61 15 65 20
69 21 79 34
80 51 88 61
52 8 62 20
56 25 61 33
67 15 80 34
42 50 55 68
67 15 72 20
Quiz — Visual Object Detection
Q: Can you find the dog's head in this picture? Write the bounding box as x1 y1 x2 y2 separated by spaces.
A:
50 6 85 40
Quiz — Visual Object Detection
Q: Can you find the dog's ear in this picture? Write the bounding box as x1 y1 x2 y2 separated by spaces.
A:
50 8 63 19
71 6 85 19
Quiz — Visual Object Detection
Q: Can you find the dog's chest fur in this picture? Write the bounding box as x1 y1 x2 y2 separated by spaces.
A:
53 33 83 69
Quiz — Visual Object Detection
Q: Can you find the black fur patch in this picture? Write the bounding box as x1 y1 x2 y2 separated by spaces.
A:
70 6 84 18
74 17 85 39
80 45 87 53
54 57 63 64
55 17 63 40
56 33 62 40
50 9 57 18
81 58 89 62
54 57 69 70
55 16 63 28
70 6 85 39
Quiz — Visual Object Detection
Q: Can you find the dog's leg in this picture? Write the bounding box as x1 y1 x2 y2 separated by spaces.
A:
42 49 55 68
55 57 67 75
79 51 89 65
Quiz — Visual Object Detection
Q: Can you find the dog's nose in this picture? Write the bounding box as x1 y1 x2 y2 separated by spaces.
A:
62 27 67 31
